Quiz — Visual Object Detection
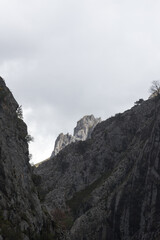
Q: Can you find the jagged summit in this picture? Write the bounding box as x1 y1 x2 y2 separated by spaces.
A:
74 114 101 140
36 95 160 240
3 76 160 239
51 114 101 157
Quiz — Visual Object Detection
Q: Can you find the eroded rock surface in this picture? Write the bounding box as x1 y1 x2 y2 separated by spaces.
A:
52 133 75 157
0 78 55 240
51 115 101 157
36 96 160 240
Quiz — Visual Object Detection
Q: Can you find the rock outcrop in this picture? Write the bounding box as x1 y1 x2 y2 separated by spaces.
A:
51 115 101 157
51 133 75 157
73 114 101 141
0 78 55 240
36 95 160 240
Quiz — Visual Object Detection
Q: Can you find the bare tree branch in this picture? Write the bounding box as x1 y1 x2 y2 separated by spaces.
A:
150 80 160 97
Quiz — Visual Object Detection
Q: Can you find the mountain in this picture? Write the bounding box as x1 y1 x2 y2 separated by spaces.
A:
2 76 160 240
35 96 160 240
0 78 56 240
51 115 101 157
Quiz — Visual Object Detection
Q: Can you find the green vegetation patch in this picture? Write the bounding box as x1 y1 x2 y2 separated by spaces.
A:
66 171 111 215
0 213 22 240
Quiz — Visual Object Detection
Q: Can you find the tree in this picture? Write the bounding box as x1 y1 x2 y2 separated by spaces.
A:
29 153 33 161
150 80 160 97
134 98 144 105
25 134 34 143
16 105 23 119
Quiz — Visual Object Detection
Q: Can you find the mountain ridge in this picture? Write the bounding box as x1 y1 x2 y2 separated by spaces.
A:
1 77 160 239
35 95 160 240
51 115 101 157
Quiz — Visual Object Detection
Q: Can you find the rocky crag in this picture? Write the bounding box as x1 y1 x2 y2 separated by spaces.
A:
0 78 57 240
51 115 101 157
36 96 160 240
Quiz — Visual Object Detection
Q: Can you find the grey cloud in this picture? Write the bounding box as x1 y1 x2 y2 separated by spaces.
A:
1 0 160 162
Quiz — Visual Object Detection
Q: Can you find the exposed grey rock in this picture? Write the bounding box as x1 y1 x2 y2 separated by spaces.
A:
52 133 75 157
51 115 101 157
73 115 101 141
0 77 55 239
36 95 160 240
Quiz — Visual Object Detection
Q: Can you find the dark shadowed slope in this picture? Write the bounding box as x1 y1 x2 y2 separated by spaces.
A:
36 96 160 240
0 78 56 240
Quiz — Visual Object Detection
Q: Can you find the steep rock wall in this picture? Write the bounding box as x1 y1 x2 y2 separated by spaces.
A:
36 96 160 240
0 78 55 240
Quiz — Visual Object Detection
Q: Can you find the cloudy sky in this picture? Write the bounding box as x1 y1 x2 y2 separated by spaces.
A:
0 0 160 163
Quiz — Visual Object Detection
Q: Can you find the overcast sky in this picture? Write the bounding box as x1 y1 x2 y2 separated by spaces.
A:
1 0 160 163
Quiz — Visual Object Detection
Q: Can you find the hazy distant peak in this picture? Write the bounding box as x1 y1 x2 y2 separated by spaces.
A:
51 115 101 157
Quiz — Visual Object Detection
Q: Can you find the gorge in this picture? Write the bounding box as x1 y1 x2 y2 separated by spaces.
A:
1 77 160 240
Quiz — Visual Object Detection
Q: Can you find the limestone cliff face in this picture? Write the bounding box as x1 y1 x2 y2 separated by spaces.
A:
0 78 55 240
73 115 101 141
51 115 101 157
52 133 75 157
36 96 160 240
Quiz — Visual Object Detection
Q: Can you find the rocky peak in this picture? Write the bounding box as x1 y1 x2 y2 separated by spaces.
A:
53 133 75 156
35 95 160 240
74 114 101 140
51 115 101 157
